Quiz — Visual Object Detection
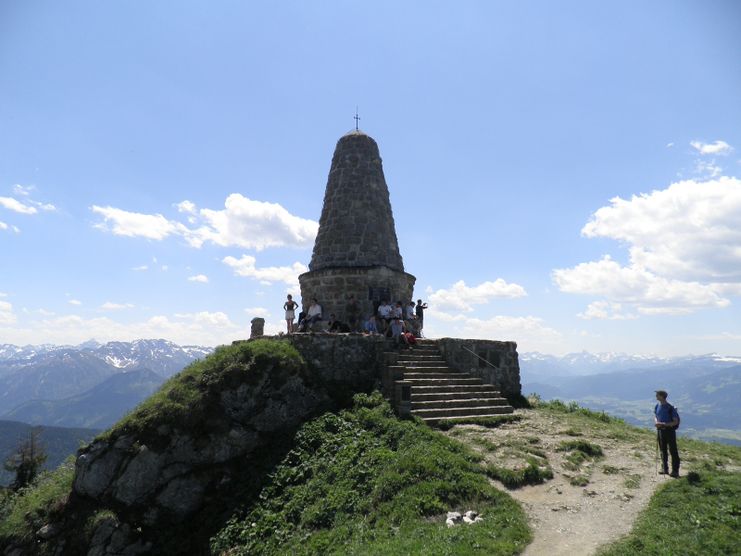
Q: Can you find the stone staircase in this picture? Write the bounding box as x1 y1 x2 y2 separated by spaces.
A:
384 339 514 424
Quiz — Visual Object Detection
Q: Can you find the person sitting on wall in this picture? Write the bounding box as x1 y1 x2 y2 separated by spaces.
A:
305 298 323 329
327 313 349 333
365 314 380 335
401 328 416 349
392 301 404 320
405 301 416 321
296 310 307 332
389 317 404 341
345 294 360 333
377 300 392 332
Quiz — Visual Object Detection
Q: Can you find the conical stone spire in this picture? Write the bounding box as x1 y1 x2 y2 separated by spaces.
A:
309 130 404 272
299 129 415 325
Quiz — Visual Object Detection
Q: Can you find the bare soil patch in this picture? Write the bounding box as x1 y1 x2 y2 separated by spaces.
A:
445 408 672 556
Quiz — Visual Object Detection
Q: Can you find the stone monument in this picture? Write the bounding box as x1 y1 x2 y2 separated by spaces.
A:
299 129 415 325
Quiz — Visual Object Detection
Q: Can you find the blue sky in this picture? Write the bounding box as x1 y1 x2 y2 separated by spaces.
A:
1 1 740 355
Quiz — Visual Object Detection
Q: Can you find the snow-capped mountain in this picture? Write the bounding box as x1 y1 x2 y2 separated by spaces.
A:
0 340 214 418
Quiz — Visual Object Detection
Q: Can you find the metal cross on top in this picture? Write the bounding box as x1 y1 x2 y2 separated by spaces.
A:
354 106 361 130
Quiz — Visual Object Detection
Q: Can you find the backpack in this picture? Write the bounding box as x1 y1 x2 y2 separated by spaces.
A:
667 403 680 430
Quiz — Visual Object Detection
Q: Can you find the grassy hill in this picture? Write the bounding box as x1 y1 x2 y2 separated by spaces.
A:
1 341 739 555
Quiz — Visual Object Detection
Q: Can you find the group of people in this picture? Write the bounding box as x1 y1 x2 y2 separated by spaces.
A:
282 294 428 346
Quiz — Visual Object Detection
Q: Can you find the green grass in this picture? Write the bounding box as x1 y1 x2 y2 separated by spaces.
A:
623 474 641 489
211 392 531 555
599 470 741 556
102 339 305 444
430 414 522 431
0 457 75 543
538 399 623 424
558 440 604 486
485 460 554 489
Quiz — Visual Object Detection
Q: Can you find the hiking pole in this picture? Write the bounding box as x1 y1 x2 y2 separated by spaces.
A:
655 432 659 475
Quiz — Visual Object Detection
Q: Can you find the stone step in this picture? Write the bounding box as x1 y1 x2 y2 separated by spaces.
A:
409 384 501 394
402 377 483 386
398 353 444 359
412 390 503 402
397 359 446 366
419 410 515 425
402 372 473 380
394 361 450 373
411 397 510 410
412 405 515 419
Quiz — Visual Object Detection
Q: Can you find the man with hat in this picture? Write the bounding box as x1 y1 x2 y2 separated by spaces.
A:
654 389 680 478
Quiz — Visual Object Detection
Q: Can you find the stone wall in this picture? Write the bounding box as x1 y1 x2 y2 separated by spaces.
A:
283 334 397 400
436 338 521 398
298 265 416 326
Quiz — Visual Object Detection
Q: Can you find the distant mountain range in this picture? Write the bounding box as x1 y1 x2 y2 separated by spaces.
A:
0 339 213 428
520 352 741 445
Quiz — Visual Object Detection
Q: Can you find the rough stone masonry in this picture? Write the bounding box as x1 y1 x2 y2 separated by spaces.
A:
299 130 416 323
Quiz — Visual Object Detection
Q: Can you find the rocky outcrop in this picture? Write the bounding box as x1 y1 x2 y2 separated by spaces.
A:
30 340 335 555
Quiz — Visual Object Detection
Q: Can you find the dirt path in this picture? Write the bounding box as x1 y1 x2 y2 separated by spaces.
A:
447 410 672 556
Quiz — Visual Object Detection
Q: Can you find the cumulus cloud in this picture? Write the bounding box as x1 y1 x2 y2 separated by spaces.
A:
188 274 209 283
91 205 182 240
428 279 527 312
223 255 307 287
581 177 741 283
0 197 37 215
91 194 318 250
690 140 732 156
0 300 17 325
244 307 271 318
132 265 149 271
554 256 729 313
555 176 741 316
425 312 563 353
0 311 241 346
68 299 82 306
100 302 134 311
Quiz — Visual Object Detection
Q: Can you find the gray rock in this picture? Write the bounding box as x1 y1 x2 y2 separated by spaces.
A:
36 522 62 540
156 475 205 518
113 445 162 505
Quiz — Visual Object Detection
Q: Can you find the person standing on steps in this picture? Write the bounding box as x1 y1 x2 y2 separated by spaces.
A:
415 299 428 337
654 389 680 478
283 294 299 334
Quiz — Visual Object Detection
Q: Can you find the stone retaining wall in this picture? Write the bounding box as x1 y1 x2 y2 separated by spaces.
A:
436 338 521 398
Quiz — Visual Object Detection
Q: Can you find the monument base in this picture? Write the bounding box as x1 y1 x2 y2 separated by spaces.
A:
298 266 416 325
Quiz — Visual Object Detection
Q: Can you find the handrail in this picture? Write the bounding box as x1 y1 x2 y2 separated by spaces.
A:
461 345 498 369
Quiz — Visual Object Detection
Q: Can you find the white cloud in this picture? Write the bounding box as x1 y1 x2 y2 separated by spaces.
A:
223 255 307 287
12 184 35 196
177 200 197 214
132 265 149 271
553 256 729 313
68 299 82 306
0 300 17 325
428 279 527 312
245 307 271 318
100 302 134 311
91 205 181 240
666 142 674 148
0 197 36 215
577 300 637 320
91 194 318 250
694 159 722 178
425 312 563 353
690 140 732 156
0 220 20 233
188 274 209 283
0 311 241 346
581 177 741 283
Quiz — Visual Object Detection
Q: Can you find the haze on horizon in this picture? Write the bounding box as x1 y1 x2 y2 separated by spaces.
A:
1 1 740 357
